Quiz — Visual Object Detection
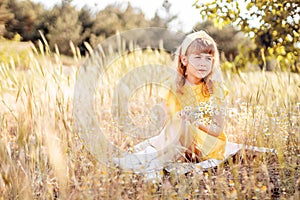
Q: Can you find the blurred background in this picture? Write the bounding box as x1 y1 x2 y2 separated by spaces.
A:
1 0 299 72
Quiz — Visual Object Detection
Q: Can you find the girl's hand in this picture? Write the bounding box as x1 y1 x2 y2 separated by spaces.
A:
178 110 189 120
178 106 193 121
197 122 223 137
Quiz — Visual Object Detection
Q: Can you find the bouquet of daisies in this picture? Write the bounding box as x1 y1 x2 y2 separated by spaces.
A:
179 100 224 128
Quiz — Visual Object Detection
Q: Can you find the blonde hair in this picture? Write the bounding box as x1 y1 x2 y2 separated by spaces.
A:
175 31 222 96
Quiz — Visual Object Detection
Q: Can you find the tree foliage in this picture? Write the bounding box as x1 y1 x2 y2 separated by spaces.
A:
46 3 82 55
89 3 170 49
194 0 300 71
1 0 175 55
0 0 14 36
5 0 45 41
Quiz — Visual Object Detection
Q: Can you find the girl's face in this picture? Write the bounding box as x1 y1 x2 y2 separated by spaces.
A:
184 53 213 80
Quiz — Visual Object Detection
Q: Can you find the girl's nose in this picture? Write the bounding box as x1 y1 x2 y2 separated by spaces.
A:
200 59 207 66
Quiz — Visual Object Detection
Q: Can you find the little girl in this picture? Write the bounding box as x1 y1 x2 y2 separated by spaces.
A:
114 31 229 171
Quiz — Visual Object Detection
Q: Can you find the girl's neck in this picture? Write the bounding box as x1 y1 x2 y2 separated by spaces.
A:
186 76 203 86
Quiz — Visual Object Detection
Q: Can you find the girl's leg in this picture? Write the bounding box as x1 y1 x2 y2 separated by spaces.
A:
133 127 171 152
114 118 187 170
135 118 189 153
179 121 193 148
133 136 158 152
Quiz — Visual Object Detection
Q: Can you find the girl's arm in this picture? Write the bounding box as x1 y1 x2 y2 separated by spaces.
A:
197 114 225 137
177 103 225 137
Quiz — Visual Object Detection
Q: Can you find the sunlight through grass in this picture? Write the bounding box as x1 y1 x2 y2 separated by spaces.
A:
0 39 299 199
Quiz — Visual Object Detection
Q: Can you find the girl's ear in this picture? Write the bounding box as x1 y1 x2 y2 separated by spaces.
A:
180 55 188 66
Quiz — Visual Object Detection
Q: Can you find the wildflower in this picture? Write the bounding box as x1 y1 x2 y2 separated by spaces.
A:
184 106 192 112
228 179 235 187
260 185 267 193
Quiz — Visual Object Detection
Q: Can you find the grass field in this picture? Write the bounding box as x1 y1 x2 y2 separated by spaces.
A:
0 41 299 199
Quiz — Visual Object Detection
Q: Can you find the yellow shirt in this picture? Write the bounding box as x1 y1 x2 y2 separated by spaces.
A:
162 81 228 160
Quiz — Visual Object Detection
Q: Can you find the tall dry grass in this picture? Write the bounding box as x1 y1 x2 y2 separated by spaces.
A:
0 38 299 199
